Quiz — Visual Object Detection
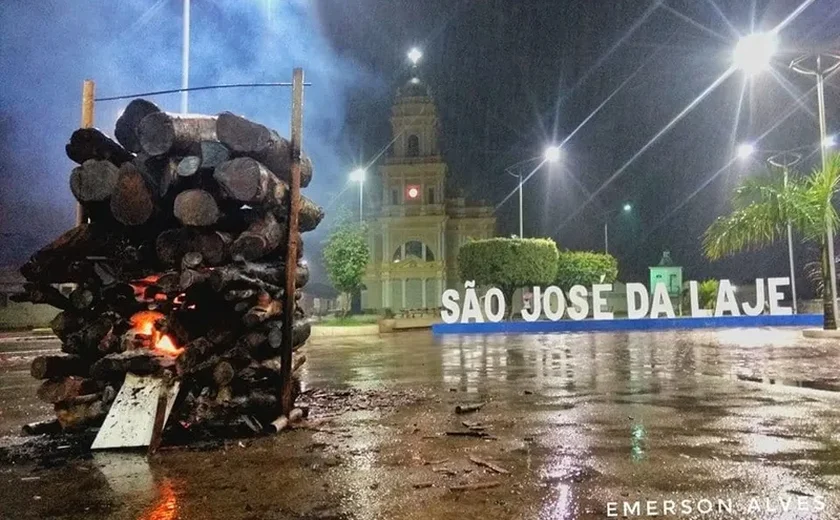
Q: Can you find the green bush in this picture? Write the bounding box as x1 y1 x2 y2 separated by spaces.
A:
458 238 559 315
554 250 618 290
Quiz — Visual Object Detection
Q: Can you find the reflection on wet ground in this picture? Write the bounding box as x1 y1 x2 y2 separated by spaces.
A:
2 327 840 519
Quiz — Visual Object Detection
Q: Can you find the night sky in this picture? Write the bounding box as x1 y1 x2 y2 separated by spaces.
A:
2 0 839 293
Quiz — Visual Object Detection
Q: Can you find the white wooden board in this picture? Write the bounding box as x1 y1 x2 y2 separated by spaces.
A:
91 373 180 450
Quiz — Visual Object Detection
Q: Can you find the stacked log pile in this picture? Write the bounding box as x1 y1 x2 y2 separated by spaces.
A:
14 99 323 434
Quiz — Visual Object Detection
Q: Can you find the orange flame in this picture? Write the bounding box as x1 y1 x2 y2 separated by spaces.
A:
130 311 164 336
129 311 183 356
154 334 183 356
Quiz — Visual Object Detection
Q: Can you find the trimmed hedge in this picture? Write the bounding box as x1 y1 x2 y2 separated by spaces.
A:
555 250 618 290
458 238 559 298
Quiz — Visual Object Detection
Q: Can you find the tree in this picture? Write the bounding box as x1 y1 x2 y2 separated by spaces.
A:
458 238 558 317
322 221 370 316
703 154 840 329
554 250 618 290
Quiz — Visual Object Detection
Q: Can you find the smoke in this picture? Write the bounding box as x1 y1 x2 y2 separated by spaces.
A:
0 0 363 262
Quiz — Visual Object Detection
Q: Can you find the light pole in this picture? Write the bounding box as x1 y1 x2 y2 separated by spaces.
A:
602 203 632 254
733 33 840 326
350 168 366 222
181 0 190 114
790 53 840 324
504 145 561 238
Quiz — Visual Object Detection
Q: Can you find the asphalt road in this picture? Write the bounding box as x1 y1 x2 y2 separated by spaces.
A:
1 328 840 519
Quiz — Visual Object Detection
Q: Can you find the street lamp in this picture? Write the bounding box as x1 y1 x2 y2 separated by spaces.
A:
736 145 802 313
602 203 632 254
732 31 778 76
733 33 840 323
544 145 561 163
408 48 422 66
824 135 836 148
788 53 840 325
736 143 755 159
350 168 366 222
505 145 562 238
181 0 190 113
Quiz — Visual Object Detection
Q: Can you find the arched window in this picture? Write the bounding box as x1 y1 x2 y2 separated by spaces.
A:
407 134 420 157
393 241 435 262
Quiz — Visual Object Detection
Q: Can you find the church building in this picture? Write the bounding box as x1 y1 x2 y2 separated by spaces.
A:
361 76 496 312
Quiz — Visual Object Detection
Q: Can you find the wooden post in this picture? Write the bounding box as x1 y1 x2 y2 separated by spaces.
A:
76 79 95 226
280 68 304 415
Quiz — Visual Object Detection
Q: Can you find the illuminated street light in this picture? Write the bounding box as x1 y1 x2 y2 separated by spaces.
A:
408 48 422 66
736 143 755 159
350 168 366 222
604 203 633 254
544 145 561 163
825 135 836 148
733 32 778 76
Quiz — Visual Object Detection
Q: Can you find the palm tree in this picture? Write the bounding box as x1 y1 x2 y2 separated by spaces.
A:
703 153 840 329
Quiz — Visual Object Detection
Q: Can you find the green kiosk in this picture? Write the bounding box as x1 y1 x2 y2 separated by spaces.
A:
649 251 683 315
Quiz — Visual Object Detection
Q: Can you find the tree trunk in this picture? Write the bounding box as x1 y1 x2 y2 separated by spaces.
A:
822 244 836 330
174 189 221 227
54 399 108 431
65 128 134 166
115 99 161 153
157 229 231 266
110 162 156 225
70 160 120 202
138 112 218 156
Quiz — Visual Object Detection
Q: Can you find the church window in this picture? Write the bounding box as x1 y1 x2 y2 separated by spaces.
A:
392 241 435 262
391 189 399 205
407 134 420 157
427 187 435 204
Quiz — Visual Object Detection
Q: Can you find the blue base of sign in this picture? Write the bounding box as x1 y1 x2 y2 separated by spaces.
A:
431 314 824 335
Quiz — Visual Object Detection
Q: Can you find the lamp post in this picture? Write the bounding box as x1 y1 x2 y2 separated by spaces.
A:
350 168 366 222
504 145 561 238
181 0 190 114
602 203 632 254
733 33 840 325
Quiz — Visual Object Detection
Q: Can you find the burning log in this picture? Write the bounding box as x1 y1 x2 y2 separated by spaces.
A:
174 189 221 227
31 354 89 380
21 99 323 439
138 112 218 156
37 377 101 404
70 159 120 203
115 99 161 153
110 162 156 226
90 350 176 381
216 112 313 187
66 127 134 166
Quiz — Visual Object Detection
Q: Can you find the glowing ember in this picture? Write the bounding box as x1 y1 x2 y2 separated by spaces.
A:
129 311 183 356
154 334 183 356
130 311 164 336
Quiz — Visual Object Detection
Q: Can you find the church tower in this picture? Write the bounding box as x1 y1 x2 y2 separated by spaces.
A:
361 51 495 312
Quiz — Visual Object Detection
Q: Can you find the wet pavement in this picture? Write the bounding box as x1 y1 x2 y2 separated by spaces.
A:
2 327 840 519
